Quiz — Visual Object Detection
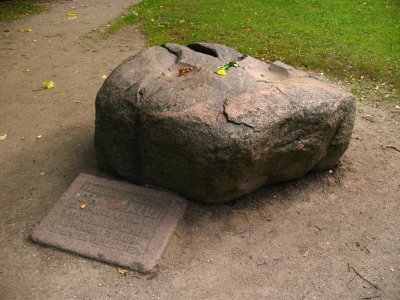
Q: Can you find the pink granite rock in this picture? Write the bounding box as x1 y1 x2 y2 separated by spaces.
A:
95 43 355 204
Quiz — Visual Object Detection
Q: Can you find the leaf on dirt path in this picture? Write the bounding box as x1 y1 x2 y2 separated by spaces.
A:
0 134 7 141
18 29 32 33
67 11 76 17
216 69 227 76
303 250 310 257
36 134 42 139
43 81 55 89
74 100 80 104
380 144 400 153
102 75 107 79
118 267 128 276
79 203 86 209
39 172 46 176
390 266 395 272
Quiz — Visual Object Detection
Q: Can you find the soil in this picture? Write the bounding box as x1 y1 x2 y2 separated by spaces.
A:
0 1 399 299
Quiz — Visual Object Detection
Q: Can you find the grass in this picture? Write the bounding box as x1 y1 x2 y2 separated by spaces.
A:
0 0 53 21
108 0 400 105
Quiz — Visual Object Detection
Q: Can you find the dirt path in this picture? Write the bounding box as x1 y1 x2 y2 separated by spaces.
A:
0 1 399 299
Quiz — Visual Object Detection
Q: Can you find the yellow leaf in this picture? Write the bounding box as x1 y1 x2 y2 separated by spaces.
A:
36 134 42 139
68 16 77 20
79 203 86 209
43 81 55 89
67 11 76 17
216 69 227 76
18 29 32 32
74 100 80 104
39 172 46 176
102 75 107 79
118 267 128 276
0 134 7 141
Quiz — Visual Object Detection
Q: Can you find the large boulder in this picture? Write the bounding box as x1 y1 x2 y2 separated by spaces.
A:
95 43 355 204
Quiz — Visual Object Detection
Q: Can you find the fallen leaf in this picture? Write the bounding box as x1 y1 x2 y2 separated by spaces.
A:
328 169 334 174
68 16 77 20
178 67 193 77
0 134 7 141
79 203 86 209
18 29 32 32
102 75 107 79
39 172 46 176
395 105 400 110
390 266 395 272
20 137 25 140
36 134 42 139
179 19 186 23
66 11 76 17
43 81 55 89
74 100 80 104
118 267 128 276
303 251 310 257
216 69 227 76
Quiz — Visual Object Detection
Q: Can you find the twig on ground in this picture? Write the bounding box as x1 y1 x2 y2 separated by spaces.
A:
380 144 400 153
257 261 268 266
362 115 376 122
348 263 381 291
360 295 381 299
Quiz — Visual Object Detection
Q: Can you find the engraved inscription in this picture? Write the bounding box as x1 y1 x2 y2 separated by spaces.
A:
49 182 170 256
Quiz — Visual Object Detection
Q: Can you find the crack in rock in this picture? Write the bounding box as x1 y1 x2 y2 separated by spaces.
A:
222 99 255 130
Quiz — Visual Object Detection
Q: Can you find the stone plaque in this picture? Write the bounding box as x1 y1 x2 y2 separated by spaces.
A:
31 173 187 273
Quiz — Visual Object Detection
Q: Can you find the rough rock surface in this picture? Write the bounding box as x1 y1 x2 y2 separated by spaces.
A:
95 43 356 204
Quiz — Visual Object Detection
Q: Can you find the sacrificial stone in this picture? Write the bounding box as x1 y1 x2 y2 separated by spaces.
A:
95 43 356 204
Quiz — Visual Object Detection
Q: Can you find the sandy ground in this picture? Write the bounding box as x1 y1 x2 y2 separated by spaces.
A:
0 1 399 299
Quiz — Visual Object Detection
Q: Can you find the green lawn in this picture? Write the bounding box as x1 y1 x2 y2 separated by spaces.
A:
0 0 52 21
110 0 400 103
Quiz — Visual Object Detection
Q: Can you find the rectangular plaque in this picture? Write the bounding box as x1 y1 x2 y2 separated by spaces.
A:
31 173 187 273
